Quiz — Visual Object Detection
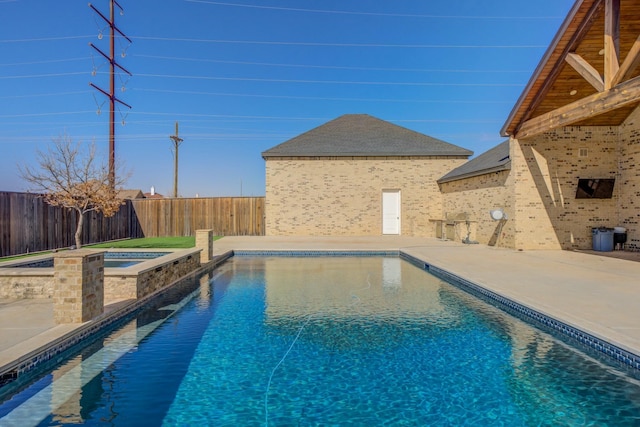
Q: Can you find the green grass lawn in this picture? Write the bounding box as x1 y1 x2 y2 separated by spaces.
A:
87 236 197 249
87 235 223 249
1 236 223 262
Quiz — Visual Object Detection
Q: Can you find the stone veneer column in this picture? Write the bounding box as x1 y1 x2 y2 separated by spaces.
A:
195 229 213 264
53 249 105 324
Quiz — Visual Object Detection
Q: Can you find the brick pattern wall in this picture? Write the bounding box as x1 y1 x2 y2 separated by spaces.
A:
513 127 619 250
0 275 53 299
440 170 514 247
619 106 640 251
265 156 468 236
135 254 200 298
53 250 104 324
104 251 200 300
104 275 138 301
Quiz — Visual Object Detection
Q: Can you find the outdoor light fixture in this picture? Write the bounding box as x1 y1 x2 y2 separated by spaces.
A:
570 89 577 96
490 209 507 221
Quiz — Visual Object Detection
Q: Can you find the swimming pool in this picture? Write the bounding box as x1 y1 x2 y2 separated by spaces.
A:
1 256 640 425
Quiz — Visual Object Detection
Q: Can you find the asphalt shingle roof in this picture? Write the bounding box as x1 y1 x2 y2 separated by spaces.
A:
438 140 511 183
262 114 473 158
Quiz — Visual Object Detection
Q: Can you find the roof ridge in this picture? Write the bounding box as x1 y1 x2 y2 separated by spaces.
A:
262 114 473 158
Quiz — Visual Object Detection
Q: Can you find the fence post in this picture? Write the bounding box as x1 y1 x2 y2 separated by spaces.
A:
53 250 105 324
195 229 213 264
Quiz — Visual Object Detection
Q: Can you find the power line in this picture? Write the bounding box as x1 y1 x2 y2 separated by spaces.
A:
0 90 92 99
133 88 513 104
0 34 546 49
0 111 94 118
0 57 88 67
0 35 93 43
184 0 562 20
133 54 531 73
89 111 504 124
119 112 326 120
135 72 525 86
132 36 547 49
0 72 88 79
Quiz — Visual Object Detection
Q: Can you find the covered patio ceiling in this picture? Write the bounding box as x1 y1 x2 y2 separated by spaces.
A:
502 0 640 139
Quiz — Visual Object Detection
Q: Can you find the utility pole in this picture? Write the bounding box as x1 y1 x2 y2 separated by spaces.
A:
89 1 132 188
170 122 184 198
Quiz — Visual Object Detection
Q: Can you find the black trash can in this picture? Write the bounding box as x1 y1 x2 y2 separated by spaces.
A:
613 226 627 250
592 227 614 251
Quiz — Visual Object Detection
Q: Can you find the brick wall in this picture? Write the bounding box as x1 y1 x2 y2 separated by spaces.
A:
512 126 620 250
265 156 468 236
440 170 514 247
439 108 640 251
619 106 640 251
104 250 201 300
0 274 53 299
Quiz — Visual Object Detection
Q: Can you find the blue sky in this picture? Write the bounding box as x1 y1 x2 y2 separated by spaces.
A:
1 0 574 197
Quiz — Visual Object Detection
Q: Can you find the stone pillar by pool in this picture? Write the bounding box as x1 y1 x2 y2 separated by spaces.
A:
195 229 213 263
53 250 105 324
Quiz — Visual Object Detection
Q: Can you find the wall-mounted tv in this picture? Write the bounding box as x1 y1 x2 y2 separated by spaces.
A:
575 178 615 199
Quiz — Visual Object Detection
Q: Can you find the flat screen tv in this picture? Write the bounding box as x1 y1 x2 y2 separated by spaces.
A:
575 178 615 199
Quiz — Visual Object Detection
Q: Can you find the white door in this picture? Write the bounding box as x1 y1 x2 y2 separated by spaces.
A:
382 190 400 235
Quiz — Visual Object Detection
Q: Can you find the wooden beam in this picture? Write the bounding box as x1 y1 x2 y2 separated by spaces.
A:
565 52 605 92
604 0 620 90
514 74 640 139
612 34 640 86
513 1 604 130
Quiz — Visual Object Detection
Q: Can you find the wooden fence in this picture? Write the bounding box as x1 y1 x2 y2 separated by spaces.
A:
0 192 142 257
0 193 264 257
130 197 265 237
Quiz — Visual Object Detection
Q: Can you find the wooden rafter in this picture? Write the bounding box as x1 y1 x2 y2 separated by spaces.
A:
612 34 640 86
604 0 620 89
511 1 603 131
515 75 640 139
504 0 640 138
565 53 605 91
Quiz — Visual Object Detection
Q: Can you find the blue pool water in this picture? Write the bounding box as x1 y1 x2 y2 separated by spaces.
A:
1 256 640 426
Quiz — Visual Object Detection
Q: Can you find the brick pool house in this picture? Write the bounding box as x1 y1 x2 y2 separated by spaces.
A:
263 0 640 252
262 114 472 237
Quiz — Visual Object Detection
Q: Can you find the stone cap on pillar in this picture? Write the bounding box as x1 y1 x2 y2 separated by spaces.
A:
53 248 107 262
54 249 106 260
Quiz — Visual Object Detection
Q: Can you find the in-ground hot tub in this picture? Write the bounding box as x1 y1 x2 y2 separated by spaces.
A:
0 249 202 300
2 251 169 269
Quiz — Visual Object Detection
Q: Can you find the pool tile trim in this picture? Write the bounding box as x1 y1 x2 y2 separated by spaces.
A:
400 252 640 372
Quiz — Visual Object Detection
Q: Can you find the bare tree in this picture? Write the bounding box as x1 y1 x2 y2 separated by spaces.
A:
19 134 127 249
